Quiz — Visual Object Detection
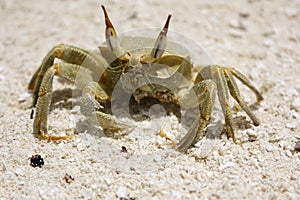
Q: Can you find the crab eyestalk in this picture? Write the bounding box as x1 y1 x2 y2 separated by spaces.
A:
150 14 172 59
101 5 124 57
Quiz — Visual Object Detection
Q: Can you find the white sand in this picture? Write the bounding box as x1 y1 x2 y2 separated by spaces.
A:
0 0 299 199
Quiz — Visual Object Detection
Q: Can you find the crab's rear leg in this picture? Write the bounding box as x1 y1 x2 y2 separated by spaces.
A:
34 63 93 140
212 66 237 141
230 68 263 103
199 66 263 143
81 82 133 132
225 69 261 126
177 80 216 152
196 65 237 142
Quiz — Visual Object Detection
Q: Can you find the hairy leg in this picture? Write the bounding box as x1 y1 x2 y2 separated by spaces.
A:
34 62 93 140
29 43 105 106
177 80 216 152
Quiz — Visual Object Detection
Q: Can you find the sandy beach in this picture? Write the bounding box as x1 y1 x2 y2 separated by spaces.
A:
0 0 299 199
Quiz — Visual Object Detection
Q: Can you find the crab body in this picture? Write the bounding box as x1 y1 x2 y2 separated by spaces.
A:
28 5 263 152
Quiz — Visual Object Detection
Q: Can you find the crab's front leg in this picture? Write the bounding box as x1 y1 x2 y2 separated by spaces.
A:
34 63 94 140
28 44 103 106
177 80 217 152
81 82 133 132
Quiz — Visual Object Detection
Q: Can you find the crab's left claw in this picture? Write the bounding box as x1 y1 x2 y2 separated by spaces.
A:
101 5 124 57
150 14 172 59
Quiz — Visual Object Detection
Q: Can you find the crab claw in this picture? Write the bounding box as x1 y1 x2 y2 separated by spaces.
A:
101 5 124 57
150 14 172 59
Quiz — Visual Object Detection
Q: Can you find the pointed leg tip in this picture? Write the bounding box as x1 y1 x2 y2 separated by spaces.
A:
257 96 264 103
176 145 187 153
37 132 75 141
254 121 260 126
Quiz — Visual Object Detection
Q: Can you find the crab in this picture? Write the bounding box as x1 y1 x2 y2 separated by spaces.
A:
28 5 263 152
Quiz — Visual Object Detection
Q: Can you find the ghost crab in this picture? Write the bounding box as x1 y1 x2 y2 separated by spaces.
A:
28 5 263 152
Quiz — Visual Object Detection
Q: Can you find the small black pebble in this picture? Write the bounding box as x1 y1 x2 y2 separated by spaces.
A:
29 154 44 168
121 146 127 153
295 141 300 152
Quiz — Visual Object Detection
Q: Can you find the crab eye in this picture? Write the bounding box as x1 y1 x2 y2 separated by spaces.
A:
101 5 124 57
150 14 172 59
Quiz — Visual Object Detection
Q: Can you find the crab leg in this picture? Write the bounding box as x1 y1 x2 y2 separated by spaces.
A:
225 69 260 126
28 44 104 106
177 80 216 152
81 82 109 116
230 68 264 103
82 82 132 131
212 66 236 142
34 63 94 140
